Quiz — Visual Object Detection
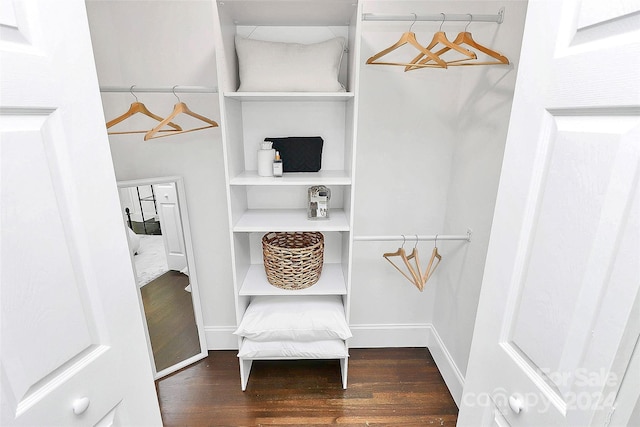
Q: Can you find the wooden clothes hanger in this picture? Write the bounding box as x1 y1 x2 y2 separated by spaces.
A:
420 235 442 287
144 88 219 141
366 14 447 69
405 236 425 291
383 235 443 291
405 14 475 71
407 15 509 70
105 86 182 135
443 30 509 66
383 236 422 289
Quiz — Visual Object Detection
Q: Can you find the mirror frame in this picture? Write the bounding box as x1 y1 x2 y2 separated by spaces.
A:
118 176 207 379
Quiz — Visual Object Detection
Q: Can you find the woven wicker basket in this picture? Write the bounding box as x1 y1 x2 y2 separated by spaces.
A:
262 231 324 290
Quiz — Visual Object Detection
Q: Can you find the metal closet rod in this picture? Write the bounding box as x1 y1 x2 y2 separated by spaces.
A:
354 230 472 242
362 9 505 24
99 85 218 94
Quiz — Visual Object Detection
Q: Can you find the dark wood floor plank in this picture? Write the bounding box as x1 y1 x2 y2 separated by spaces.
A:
141 270 200 372
156 348 458 426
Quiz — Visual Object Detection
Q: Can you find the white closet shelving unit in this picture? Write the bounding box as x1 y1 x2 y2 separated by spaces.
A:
211 0 361 390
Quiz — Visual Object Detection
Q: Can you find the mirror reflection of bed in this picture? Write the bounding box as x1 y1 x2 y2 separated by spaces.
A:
118 178 207 376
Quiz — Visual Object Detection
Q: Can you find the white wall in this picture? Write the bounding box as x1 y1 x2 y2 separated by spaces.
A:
85 0 237 347
353 1 526 387
85 0 526 360
352 2 459 344
432 0 528 398
352 1 523 351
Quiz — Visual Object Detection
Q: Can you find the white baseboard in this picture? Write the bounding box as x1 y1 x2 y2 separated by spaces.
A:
204 326 237 350
426 325 465 407
348 323 430 347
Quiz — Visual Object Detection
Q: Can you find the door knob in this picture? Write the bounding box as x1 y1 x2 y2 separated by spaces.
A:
509 394 524 414
72 396 90 415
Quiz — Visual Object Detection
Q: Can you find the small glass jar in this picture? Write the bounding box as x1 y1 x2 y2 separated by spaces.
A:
308 185 330 220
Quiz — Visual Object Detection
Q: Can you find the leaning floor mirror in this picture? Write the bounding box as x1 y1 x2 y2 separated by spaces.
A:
117 176 207 379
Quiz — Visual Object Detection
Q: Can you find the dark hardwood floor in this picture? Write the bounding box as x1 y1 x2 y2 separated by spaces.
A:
141 270 200 372
156 347 458 426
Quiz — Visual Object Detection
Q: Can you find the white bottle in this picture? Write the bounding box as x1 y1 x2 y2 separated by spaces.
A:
257 141 275 177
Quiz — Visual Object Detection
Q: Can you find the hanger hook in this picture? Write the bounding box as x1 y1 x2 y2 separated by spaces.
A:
414 234 419 248
129 85 139 103
434 234 439 248
439 13 446 32
401 235 406 248
465 14 473 32
172 85 181 102
409 12 417 32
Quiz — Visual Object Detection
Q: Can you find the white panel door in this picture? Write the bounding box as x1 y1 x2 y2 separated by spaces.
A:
155 182 188 272
0 1 162 426
459 1 640 426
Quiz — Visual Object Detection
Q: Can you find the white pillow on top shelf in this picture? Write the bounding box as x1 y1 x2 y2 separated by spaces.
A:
235 36 346 92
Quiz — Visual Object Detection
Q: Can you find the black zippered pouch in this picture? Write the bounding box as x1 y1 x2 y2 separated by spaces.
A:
264 136 324 172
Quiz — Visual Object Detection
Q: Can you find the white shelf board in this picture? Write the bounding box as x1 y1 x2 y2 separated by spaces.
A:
239 263 347 296
224 92 354 102
230 171 351 186
233 209 349 232
218 0 357 26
